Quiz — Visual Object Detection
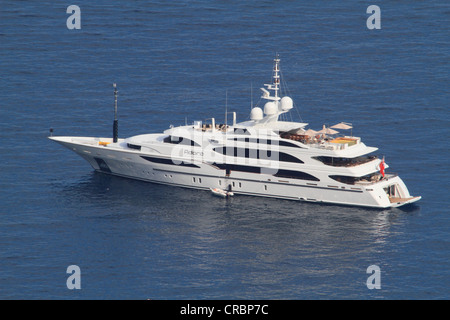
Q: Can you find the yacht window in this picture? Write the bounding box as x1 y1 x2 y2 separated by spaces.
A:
274 169 320 181
329 173 381 185
230 137 273 145
233 128 250 135
127 143 142 151
231 137 304 148
213 147 303 164
213 163 261 174
163 136 200 147
141 156 200 168
278 140 305 148
313 155 377 167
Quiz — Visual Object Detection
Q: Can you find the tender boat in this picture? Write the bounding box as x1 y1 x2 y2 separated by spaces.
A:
210 188 234 198
50 56 421 208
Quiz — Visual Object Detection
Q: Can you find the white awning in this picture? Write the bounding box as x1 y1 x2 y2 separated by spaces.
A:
318 125 339 135
331 122 353 130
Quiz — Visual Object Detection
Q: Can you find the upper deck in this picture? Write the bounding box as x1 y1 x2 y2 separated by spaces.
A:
281 132 361 151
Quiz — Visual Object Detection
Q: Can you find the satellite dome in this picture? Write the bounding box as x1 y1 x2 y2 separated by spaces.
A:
264 102 277 115
280 96 293 111
250 107 263 121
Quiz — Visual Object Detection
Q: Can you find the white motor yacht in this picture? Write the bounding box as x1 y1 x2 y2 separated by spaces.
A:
50 56 421 208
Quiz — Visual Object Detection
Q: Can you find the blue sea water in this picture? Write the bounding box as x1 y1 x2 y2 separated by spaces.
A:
0 0 449 300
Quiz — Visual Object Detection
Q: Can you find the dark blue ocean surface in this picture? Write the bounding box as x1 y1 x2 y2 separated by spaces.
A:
0 1 448 299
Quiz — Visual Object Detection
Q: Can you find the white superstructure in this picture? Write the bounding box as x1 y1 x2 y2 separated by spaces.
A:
50 56 421 208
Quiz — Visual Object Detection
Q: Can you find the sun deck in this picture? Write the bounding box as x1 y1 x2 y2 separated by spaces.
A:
281 132 362 151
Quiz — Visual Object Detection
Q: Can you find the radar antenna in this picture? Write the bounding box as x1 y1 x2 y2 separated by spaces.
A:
260 54 281 102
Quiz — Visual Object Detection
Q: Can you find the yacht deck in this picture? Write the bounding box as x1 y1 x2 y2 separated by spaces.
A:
389 196 421 204
281 132 361 151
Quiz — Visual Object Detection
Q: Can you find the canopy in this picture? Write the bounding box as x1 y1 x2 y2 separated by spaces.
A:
304 129 318 137
318 125 339 135
331 122 352 130
288 127 306 135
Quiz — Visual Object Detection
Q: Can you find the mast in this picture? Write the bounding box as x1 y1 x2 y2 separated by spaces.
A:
260 54 281 102
113 83 118 143
273 54 280 100
256 55 295 124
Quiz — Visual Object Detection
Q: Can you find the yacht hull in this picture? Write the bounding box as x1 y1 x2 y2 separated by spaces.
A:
50 136 420 209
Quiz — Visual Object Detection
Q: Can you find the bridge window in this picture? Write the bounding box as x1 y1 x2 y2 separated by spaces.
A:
163 136 200 147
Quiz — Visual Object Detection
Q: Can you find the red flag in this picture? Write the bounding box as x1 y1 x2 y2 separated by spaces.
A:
379 157 385 178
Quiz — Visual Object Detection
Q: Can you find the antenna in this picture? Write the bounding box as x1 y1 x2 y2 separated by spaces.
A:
225 89 228 127
251 81 253 110
113 83 118 143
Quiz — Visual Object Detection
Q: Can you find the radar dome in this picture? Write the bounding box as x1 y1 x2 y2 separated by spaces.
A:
280 96 293 111
264 102 277 115
250 107 263 121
